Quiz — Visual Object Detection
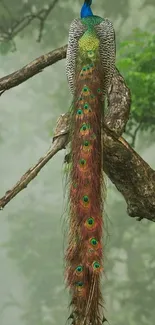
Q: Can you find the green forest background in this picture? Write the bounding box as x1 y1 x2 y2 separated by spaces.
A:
0 0 155 324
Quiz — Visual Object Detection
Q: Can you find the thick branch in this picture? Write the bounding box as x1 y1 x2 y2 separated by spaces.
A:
0 44 154 221
0 43 131 137
103 130 155 222
0 44 130 135
0 45 67 94
0 43 131 136
56 114 155 222
105 67 131 136
0 112 155 222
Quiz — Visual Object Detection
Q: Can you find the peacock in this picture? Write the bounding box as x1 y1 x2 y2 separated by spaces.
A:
65 1 116 324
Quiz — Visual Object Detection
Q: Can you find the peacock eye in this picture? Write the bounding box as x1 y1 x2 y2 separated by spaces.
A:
79 158 86 166
76 265 83 273
87 217 94 225
83 140 89 147
83 195 89 203
90 238 98 246
85 217 95 230
88 50 94 58
77 109 83 115
84 103 89 109
75 281 84 287
93 261 101 269
97 88 102 95
81 124 87 131
82 122 90 130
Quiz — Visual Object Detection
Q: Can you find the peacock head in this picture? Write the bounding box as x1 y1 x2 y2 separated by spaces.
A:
81 0 93 18
85 0 92 5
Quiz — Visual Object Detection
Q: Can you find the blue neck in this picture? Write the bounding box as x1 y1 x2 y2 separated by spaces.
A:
80 2 93 18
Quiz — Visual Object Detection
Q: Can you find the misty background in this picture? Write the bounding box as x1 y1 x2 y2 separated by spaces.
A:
0 0 155 324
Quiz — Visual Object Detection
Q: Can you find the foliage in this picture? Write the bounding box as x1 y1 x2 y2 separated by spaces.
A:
117 29 155 145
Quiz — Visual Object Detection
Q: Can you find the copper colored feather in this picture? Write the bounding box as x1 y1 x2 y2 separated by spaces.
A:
65 14 116 325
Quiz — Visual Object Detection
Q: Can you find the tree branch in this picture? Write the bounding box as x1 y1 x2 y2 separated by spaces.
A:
103 131 155 222
0 112 155 222
105 67 131 136
0 125 68 210
0 44 154 222
56 114 155 222
37 1 59 42
0 43 131 135
0 0 59 43
0 45 67 94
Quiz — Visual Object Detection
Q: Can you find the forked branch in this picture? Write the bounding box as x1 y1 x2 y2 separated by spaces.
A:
0 44 154 222
0 0 59 44
0 112 155 222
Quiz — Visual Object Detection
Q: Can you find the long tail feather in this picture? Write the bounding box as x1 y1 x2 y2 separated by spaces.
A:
65 37 106 325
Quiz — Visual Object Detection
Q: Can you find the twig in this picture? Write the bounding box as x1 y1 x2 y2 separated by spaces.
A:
37 0 59 42
0 0 59 43
126 121 142 147
131 122 142 147
0 0 14 21
0 134 68 210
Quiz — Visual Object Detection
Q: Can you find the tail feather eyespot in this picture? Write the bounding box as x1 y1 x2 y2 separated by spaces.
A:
77 109 83 114
84 217 96 231
75 265 83 274
74 281 86 297
78 158 88 172
92 261 103 273
80 123 90 136
88 237 102 251
81 140 93 153
80 195 90 209
82 86 90 96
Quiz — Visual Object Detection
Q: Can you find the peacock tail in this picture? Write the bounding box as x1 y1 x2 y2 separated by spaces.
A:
65 6 116 325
